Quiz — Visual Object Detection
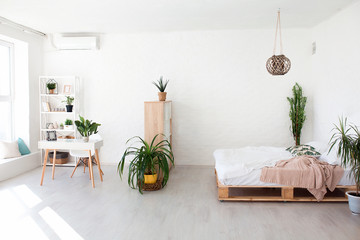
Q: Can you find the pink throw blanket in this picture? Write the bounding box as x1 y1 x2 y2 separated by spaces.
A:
260 156 344 201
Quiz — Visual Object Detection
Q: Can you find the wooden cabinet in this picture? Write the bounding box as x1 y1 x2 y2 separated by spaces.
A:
144 101 172 167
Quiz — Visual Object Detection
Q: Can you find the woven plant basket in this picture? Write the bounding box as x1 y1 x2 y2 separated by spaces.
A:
141 180 162 191
266 54 291 75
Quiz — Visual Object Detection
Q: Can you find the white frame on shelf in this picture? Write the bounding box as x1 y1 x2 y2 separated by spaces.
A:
39 76 81 166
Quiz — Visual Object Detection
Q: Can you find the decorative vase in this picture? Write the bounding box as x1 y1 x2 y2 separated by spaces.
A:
83 136 89 142
346 191 360 215
158 92 167 101
53 121 59 129
66 105 73 112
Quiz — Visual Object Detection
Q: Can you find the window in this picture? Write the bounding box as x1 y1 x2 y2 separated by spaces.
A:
0 39 14 141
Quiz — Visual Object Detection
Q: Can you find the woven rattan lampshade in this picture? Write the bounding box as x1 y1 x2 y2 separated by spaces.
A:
266 10 291 76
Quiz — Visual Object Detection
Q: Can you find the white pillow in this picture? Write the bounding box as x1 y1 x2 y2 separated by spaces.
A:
319 143 341 165
305 141 328 154
0 141 21 159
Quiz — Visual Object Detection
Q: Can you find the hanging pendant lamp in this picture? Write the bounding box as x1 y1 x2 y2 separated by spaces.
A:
266 10 291 75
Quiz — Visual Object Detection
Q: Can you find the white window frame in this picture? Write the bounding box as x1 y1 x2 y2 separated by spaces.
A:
0 39 15 141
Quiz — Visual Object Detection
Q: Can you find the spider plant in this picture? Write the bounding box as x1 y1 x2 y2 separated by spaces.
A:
329 117 360 196
118 134 174 194
152 76 169 92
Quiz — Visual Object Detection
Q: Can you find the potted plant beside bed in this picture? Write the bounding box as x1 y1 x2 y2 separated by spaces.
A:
62 96 74 112
329 117 360 215
117 134 174 194
153 76 169 101
74 115 101 142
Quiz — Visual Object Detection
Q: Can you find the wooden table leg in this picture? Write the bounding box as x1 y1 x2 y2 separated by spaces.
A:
52 150 56 180
40 149 49 186
95 149 103 181
88 150 95 188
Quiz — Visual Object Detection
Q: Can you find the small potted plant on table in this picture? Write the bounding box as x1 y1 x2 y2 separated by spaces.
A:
153 76 169 101
62 96 74 112
329 117 360 215
64 119 73 130
118 134 174 194
74 115 101 142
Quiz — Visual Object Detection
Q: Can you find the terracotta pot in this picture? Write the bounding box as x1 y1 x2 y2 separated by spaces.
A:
158 92 167 101
49 89 54 94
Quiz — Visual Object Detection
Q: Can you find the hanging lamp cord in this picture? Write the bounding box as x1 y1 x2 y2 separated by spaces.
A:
273 10 283 55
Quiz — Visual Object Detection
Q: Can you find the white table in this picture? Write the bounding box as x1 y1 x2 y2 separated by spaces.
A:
38 139 104 188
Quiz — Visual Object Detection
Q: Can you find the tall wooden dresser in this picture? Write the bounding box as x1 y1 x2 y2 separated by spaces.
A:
144 101 172 168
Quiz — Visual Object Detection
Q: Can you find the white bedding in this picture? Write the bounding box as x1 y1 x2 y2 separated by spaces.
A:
214 146 355 186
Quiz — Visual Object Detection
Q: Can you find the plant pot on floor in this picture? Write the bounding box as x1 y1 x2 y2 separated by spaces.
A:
158 92 167 101
66 105 73 112
144 173 158 184
346 191 360 215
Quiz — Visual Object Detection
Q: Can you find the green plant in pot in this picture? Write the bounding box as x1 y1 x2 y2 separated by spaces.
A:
329 117 360 215
62 96 74 112
47 83 56 94
64 119 73 130
287 83 307 146
75 115 101 142
153 76 169 101
118 134 174 194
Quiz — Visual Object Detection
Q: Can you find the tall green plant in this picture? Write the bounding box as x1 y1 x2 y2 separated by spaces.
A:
287 83 307 145
329 117 360 196
74 115 101 137
118 134 174 194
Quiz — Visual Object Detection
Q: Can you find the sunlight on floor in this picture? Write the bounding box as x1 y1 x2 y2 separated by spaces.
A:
13 184 42 208
39 207 84 240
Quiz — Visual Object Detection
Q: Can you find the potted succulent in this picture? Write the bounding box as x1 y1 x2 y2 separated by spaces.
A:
60 123 64 130
74 115 101 142
118 134 174 194
153 76 169 101
62 96 74 112
64 119 73 130
329 117 360 215
47 82 57 94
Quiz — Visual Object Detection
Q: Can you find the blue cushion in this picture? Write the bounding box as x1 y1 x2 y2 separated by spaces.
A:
18 138 30 155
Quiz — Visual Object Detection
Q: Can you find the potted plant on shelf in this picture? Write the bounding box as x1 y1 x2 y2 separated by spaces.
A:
117 134 174 194
60 123 64 130
62 96 74 112
153 76 169 101
47 82 57 94
64 119 73 130
74 115 101 142
329 117 360 215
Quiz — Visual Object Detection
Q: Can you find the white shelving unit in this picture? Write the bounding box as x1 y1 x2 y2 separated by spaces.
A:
39 76 81 166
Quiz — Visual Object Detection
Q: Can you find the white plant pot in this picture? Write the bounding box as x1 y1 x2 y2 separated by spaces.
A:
82 136 89 142
346 191 360 215
64 125 73 130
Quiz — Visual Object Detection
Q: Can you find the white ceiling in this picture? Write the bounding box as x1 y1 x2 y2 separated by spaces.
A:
0 0 358 33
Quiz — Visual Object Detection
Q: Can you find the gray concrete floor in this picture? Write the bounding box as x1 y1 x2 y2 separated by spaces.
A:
0 165 359 240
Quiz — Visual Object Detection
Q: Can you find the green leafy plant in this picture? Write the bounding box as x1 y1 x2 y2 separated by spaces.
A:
62 96 74 105
64 119 73 125
287 83 307 145
47 83 56 90
118 134 174 194
74 115 101 137
329 117 360 196
152 76 169 92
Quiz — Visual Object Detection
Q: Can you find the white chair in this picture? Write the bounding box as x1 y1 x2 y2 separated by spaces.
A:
70 134 104 179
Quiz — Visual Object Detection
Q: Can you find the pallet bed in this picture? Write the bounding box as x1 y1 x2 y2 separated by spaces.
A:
215 170 356 202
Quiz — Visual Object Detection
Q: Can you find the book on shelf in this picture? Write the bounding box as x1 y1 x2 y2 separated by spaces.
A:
42 102 51 112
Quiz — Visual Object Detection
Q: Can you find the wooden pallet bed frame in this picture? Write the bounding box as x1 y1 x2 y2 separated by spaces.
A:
215 170 356 202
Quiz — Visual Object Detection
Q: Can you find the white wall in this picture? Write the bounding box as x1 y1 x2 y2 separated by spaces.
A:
0 25 44 151
311 1 360 143
43 29 312 165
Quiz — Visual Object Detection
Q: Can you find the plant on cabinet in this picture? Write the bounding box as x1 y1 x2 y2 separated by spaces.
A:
153 76 169 101
74 115 101 142
118 134 174 194
62 96 74 112
329 117 360 215
64 119 73 130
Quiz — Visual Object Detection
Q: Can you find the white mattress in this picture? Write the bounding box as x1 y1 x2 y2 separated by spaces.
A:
214 147 355 186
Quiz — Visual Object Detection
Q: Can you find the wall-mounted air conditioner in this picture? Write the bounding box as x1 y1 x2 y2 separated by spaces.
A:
52 35 99 50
